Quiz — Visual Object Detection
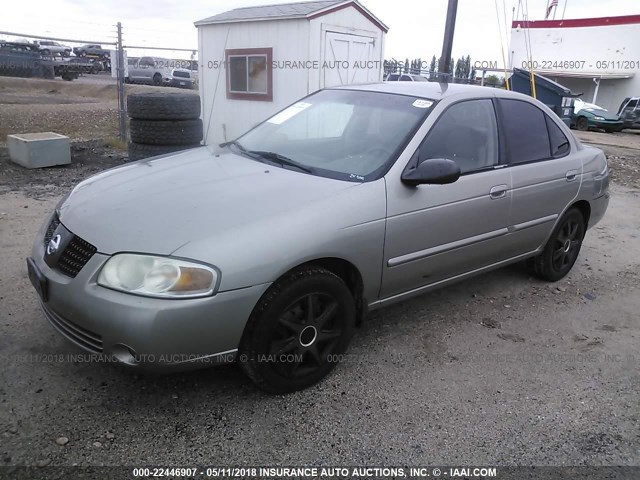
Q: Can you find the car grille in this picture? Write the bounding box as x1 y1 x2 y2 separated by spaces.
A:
44 213 97 278
41 302 103 353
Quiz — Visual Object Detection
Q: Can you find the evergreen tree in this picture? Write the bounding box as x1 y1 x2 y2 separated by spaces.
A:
429 55 437 76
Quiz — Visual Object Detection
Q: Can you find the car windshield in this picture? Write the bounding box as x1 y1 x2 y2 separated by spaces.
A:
575 99 606 113
234 89 433 182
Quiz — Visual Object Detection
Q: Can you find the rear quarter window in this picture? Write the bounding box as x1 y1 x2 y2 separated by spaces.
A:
546 116 570 157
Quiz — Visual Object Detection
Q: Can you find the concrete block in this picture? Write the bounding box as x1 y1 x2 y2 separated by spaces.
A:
7 132 71 169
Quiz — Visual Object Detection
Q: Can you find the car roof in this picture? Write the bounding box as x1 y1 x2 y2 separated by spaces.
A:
333 81 534 102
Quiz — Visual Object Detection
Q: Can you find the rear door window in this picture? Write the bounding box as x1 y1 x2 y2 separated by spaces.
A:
500 99 551 164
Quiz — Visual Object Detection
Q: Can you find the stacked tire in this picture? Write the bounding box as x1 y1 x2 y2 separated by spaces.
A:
127 93 203 161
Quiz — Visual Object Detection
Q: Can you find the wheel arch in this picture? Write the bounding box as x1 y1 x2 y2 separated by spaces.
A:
537 199 592 252
274 257 367 325
570 200 591 229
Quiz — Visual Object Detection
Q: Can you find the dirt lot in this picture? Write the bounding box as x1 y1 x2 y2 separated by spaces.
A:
0 88 639 471
0 75 196 144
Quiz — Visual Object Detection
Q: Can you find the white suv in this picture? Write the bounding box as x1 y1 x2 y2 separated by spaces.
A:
37 40 72 57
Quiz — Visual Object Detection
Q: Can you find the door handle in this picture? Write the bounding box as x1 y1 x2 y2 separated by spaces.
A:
489 185 508 199
566 170 578 182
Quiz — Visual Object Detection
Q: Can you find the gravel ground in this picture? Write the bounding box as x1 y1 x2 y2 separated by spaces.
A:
0 140 128 198
0 102 639 472
574 130 640 189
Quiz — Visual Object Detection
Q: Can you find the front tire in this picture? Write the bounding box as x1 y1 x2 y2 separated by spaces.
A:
531 208 585 282
239 267 356 394
576 117 589 131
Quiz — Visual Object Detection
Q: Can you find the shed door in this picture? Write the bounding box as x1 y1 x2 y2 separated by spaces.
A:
322 31 377 88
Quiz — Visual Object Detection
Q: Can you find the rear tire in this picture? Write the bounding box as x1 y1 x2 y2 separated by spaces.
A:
531 208 585 282
239 267 356 394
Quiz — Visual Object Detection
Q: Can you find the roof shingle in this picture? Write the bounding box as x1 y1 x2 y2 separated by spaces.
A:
195 0 345 25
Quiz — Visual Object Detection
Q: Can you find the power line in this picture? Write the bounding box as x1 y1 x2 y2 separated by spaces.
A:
0 30 116 45
123 45 196 52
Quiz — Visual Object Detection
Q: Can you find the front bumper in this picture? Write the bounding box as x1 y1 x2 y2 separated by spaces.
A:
591 120 624 131
29 219 270 371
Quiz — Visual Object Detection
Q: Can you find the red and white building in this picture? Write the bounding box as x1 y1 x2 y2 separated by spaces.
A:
510 14 640 112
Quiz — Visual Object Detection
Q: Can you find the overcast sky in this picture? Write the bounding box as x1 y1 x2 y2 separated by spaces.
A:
2 0 637 61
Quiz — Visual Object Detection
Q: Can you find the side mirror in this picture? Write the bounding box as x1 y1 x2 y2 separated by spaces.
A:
401 158 461 186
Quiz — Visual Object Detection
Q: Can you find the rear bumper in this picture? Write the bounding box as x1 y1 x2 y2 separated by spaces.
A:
166 78 195 89
589 191 610 229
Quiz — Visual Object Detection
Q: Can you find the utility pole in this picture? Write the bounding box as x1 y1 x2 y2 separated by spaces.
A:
439 0 459 82
116 22 127 143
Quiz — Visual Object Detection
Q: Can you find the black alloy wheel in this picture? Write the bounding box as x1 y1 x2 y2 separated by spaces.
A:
269 292 343 379
531 208 585 282
239 267 356 394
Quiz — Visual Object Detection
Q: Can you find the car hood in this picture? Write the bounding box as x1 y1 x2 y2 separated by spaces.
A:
582 109 620 121
59 147 360 255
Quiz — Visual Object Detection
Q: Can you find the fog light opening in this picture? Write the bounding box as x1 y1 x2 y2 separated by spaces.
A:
112 343 139 366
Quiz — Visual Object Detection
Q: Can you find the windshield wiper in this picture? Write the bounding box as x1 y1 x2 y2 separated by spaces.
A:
219 140 247 152
220 140 270 164
246 150 314 174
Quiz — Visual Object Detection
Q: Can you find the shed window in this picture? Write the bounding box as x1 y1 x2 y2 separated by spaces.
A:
226 48 273 101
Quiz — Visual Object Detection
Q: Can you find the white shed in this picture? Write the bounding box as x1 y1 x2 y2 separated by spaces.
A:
195 0 388 145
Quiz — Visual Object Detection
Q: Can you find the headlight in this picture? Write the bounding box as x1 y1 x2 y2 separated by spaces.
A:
97 254 218 298
593 116 605 121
